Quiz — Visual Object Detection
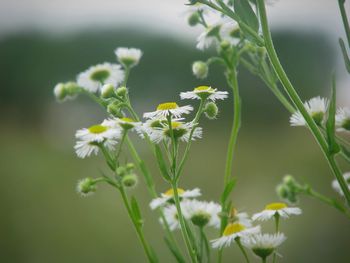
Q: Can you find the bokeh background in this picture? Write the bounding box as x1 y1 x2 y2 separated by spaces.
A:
1 0 350 262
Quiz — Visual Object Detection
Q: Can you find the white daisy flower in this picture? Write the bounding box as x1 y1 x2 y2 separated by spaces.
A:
242 233 286 259
211 223 261 249
219 17 240 45
182 199 221 228
74 122 121 158
336 107 350 132
231 211 253 228
290 96 328 126
252 203 302 221
180 86 228 101
149 188 201 210
196 25 221 50
148 121 202 144
162 205 180 231
102 117 142 131
143 102 193 119
115 47 143 68
77 63 124 93
332 172 350 196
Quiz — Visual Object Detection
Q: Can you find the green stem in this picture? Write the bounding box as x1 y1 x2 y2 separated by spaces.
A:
123 66 131 87
172 183 198 263
119 186 157 263
256 0 350 206
224 67 241 185
176 100 205 180
125 137 185 260
272 214 280 263
236 238 250 263
200 227 210 262
304 187 350 219
262 257 267 263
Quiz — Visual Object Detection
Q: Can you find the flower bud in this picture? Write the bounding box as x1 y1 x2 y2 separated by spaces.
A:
283 175 299 191
54 82 80 102
76 177 96 197
101 84 115 99
204 102 219 119
191 212 210 227
188 12 200 26
276 184 289 200
116 86 128 97
122 174 138 188
192 61 208 79
116 166 127 176
107 101 123 117
220 40 231 51
126 163 135 171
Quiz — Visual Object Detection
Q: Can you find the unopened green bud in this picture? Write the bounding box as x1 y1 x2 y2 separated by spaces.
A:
283 175 299 191
188 12 200 26
204 102 219 119
191 212 210 227
126 163 135 171
122 174 138 188
116 166 127 176
101 84 115 99
192 61 208 79
220 40 231 51
107 102 123 117
54 82 80 102
116 86 128 97
76 177 96 197
276 184 289 200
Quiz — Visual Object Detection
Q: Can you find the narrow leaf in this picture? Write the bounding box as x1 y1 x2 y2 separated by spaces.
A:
154 145 171 181
130 196 143 227
326 76 340 154
234 0 259 32
220 178 237 204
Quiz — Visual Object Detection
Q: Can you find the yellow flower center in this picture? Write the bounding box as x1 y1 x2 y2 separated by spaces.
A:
120 117 135 123
223 223 246 236
164 188 185 197
265 202 287 211
194 86 214 92
88 125 108 134
157 102 178 111
171 122 182 129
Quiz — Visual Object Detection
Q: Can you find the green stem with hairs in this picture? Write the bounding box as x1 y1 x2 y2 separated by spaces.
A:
256 0 350 206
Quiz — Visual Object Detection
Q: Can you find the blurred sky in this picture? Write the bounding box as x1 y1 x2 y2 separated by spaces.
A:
0 0 349 99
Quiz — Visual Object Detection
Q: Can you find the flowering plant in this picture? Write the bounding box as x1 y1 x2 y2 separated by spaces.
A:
54 1 350 262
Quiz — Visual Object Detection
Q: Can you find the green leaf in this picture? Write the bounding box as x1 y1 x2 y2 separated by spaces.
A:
164 237 186 263
234 0 259 32
326 76 340 154
130 196 143 227
220 178 237 204
154 145 171 182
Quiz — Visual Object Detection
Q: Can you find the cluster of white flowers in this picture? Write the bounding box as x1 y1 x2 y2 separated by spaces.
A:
289 96 350 132
210 202 301 260
185 3 239 51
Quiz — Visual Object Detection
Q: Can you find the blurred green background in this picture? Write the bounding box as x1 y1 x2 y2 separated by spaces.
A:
1 1 350 262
